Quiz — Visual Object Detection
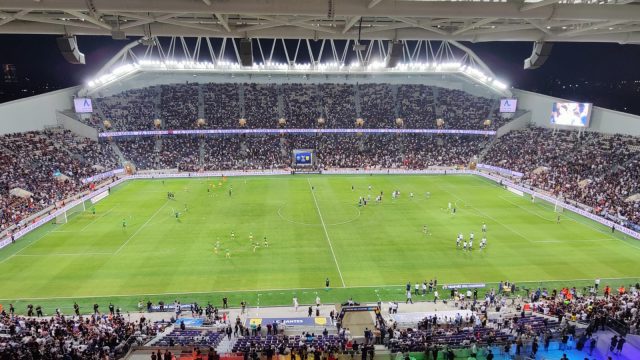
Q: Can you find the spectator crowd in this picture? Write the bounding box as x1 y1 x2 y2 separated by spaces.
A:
0 130 118 234
0 310 163 359
89 82 505 131
483 127 640 229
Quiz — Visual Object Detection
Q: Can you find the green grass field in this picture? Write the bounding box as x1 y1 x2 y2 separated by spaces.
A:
1 174 639 315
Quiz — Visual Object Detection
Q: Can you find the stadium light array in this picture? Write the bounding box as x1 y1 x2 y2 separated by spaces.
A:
86 59 509 94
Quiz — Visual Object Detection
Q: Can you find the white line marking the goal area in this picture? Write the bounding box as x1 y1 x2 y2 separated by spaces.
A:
307 178 346 288
114 201 169 255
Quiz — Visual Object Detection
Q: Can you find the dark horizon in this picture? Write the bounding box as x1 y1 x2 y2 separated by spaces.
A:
1 35 639 115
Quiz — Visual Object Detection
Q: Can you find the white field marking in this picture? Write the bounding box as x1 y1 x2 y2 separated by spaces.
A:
307 178 346 288
15 252 112 257
0 225 58 265
79 208 115 232
499 195 556 222
555 210 640 250
277 206 320 226
50 231 77 233
477 176 640 250
501 194 640 251
439 185 535 244
114 201 169 255
2 276 638 302
532 238 616 244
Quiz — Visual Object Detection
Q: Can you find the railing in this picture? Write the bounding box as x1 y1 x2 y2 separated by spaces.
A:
98 128 497 138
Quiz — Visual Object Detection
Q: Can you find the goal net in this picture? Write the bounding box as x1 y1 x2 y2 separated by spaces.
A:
55 200 88 224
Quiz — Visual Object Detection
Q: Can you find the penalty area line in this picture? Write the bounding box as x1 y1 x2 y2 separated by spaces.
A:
307 178 347 288
79 207 115 232
114 201 169 255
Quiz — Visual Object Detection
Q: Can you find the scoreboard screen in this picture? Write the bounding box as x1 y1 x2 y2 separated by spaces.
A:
293 149 314 166
550 102 592 127
74 98 93 113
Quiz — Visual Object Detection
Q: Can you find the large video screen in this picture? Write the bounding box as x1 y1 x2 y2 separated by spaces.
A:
499 99 517 113
293 149 314 166
550 102 592 127
74 98 93 113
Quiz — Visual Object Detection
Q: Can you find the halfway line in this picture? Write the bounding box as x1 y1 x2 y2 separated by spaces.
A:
307 178 346 288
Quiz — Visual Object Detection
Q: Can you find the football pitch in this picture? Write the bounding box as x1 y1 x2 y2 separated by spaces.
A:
1 174 639 314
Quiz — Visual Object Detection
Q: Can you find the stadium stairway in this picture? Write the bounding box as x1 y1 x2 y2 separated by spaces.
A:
199 139 206 167
197 84 205 119
93 99 110 130
276 84 284 118
110 142 127 165
432 87 442 118
354 83 362 118
215 333 236 353
238 83 246 118
391 84 400 119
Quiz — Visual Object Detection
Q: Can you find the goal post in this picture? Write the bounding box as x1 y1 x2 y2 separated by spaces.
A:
55 199 88 224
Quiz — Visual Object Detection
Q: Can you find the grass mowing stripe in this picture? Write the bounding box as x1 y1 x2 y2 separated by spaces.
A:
79 207 115 232
307 178 346 288
114 201 169 255
1 276 635 301
0 225 60 265
438 184 534 243
2 175 640 310
498 195 556 222
15 252 113 257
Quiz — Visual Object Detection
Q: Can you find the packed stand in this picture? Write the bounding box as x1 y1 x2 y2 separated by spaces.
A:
358 84 396 128
483 127 640 227
281 84 322 128
397 85 436 129
437 88 502 130
0 311 163 359
528 283 640 335
203 83 240 129
116 136 200 170
200 135 288 171
0 130 117 233
119 134 483 172
160 83 200 129
95 87 159 131
95 82 507 130
243 84 279 128
319 83 357 128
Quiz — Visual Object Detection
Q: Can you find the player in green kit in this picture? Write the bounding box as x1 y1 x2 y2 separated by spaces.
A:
91 206 96 216
263 236 268 248
122 218 127 229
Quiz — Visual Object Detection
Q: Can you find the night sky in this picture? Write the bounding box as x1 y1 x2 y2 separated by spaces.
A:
1 34 639 114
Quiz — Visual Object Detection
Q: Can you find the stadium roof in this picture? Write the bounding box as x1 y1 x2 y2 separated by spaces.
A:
1 0 639 43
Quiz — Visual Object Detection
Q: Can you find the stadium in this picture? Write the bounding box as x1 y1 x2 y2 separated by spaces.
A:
0 0 640 359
